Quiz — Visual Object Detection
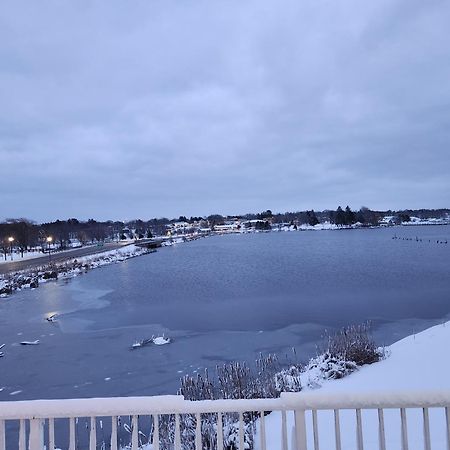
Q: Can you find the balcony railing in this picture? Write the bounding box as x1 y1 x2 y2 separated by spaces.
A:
1 390 450 450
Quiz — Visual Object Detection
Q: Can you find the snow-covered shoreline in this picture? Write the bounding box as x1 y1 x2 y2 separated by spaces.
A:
317 320 450 392
260 320 450 449
0 232 213 298
0 244 153 298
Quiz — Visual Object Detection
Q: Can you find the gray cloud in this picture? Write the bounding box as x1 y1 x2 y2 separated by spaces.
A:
1 0 449 221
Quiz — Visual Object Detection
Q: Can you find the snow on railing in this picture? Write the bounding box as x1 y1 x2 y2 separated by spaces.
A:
1 390 450 450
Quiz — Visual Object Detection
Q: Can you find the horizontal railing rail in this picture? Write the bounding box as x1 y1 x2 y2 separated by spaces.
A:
1 390 450 450
2 390 450 419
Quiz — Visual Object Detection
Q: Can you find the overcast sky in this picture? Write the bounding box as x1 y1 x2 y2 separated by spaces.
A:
1 0 449 222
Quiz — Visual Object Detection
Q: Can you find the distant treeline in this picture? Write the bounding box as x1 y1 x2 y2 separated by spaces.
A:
176 206 449 227
205 206 449 228
1 207 449 255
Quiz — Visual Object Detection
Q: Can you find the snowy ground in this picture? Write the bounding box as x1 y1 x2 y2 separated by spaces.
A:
0 245 99 265
0 249 44 265
406 217 450 226
258 321 450 449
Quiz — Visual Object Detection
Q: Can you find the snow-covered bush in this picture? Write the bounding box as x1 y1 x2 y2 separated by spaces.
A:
179 355 287 403
306 351 358 380
217 362 254 400
274 365 302 391
255 354 291 398
323 322 383 366
180 369 215 401
173 356 285 449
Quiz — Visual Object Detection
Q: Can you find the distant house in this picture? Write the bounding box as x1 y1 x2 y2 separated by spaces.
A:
214 223 240 233
171 221 191 229
243 219 271 231
379 216 397 226
67 239 82 248
120 228 134 240
166 221 199 236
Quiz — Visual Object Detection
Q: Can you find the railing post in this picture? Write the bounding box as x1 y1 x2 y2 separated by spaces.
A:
217 412 224 450
294 410 307 450
28 419 44 450
281 410 288 450
260 411 267 450
195 413 202 450
423 408 431 450
312 410 320 450
153 414 160 450
400 408 409 450
174 414 181 450
48 418 55 450
110 416 118 450
238 412 245 450
445 407 450 450
356 409 364 450
89 417 96 450
377 409 386 450
19 419 26 450
131 415 138 450
334 410 342 450
68 418 76 450
0 420 5 450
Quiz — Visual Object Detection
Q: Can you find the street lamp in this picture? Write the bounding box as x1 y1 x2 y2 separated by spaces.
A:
8 237 14 261
46 236 53 263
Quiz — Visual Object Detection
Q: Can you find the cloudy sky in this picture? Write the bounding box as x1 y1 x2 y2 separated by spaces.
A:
1 0 449 222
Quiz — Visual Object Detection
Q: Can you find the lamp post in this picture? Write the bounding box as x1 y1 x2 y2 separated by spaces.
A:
46 236 53 263
8 237 14 261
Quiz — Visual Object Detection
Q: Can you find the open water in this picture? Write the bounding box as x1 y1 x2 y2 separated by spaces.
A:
0 226 449 401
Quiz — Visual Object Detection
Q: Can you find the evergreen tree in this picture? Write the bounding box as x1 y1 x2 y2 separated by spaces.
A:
345 206 356 225
335 206 346 225
307 210 319 226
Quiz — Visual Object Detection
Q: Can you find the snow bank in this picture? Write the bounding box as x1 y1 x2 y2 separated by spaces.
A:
317 321 450 392
0 250 44 265
258 321 450 449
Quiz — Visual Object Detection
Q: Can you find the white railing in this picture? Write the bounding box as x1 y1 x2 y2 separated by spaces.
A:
1 390 450 450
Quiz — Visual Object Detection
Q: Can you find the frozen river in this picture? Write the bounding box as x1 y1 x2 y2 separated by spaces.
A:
0 226 449 401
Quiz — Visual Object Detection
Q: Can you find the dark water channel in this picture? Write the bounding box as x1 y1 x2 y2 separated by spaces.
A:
1 226 449 402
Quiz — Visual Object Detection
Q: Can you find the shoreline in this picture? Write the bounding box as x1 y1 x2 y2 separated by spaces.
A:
0 244 153 298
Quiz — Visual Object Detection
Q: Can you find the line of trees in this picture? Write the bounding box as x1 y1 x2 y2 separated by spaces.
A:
0 218 123 258
246 206 397 226
1 207 448 257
